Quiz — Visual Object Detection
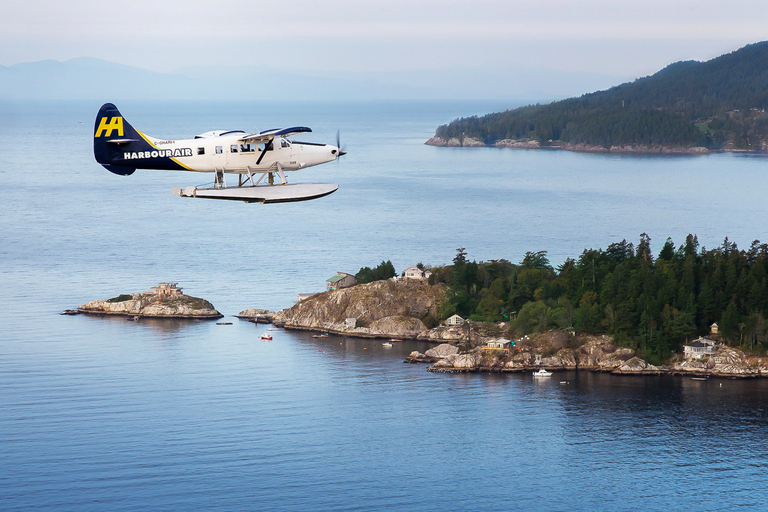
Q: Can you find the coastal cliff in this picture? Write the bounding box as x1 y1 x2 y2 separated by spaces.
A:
268 279 445 339
78 292 222 319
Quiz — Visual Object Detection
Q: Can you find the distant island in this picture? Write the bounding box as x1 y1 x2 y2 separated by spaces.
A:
76 283 222 319
427 41 768 153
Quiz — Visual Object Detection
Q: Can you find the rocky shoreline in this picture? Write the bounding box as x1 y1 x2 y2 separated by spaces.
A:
424 135 756 155
405 333 768 379
238 279 465 343
76 292 222 319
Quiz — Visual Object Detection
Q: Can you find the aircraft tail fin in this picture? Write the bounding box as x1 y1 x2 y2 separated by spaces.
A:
93 103 142 176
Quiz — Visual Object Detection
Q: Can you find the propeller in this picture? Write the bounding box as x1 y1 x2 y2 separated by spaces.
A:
336 130 347 158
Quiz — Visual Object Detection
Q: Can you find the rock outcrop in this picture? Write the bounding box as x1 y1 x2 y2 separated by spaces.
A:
667 345 768 378
78 293 222 319
271 279 444 339
235 309 274 323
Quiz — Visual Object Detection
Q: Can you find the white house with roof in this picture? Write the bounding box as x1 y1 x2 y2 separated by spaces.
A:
326 272 357 291
403 265 432 280
684 337 717 359
147 282 183 296
446 314 465 327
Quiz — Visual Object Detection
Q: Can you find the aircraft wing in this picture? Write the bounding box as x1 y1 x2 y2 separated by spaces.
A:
238 126 312 143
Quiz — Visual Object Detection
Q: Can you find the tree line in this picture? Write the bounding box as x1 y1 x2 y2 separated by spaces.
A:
430 236 768 363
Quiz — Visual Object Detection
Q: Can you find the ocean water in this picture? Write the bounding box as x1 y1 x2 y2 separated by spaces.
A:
2 100 768 510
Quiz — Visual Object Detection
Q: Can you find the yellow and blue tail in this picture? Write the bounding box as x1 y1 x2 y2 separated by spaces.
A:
93 103 186 175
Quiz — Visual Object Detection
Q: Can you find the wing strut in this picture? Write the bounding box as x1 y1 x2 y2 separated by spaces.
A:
256 139 273 166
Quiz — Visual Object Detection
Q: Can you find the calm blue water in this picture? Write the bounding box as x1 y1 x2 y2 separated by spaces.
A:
2 100 768 510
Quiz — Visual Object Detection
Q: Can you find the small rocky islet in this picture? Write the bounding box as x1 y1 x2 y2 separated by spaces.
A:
75 285 222 319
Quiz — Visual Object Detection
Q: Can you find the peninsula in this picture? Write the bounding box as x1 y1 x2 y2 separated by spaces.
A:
77 283 222 319
240 235 768 378
427 41 768 153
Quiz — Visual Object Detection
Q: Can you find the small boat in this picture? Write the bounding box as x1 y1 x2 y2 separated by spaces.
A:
261 333 273 340
533 369 552 378
382 342 393 347
312 332 330 338
216 322 233 325
691 377 709 381
388 338 403 342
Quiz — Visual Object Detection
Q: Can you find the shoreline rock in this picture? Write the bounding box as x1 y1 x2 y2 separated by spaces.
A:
235 309 275 324
405 335 768 378
425 136 762 155
267 279 445 341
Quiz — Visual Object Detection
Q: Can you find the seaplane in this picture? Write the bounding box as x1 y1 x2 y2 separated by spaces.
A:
93 103 344 203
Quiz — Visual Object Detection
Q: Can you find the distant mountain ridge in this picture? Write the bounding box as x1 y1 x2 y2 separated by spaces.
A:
0 57 626 102
429 41 768 152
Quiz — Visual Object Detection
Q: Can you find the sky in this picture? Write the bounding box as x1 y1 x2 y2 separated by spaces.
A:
2 0 767 80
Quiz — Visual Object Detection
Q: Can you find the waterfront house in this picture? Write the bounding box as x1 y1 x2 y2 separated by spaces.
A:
710 322 719 334
446 314 465 327
147 282 183 297
482 339 513 353
403 265 432 280
326 272 357 291
683 337 717 359
344 318 357 329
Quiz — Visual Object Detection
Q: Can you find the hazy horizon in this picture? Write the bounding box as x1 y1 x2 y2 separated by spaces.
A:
2 0 766 99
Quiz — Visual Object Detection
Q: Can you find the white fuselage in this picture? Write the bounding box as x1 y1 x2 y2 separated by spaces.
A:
127 130 341 174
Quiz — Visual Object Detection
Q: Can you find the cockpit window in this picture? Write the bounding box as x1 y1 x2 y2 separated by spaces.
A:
281 139 290 148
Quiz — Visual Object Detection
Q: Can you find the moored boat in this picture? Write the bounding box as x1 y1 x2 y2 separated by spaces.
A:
261 333 273 340
533 369 552 378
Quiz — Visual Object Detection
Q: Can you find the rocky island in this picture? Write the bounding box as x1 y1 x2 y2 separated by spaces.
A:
77 283 222 319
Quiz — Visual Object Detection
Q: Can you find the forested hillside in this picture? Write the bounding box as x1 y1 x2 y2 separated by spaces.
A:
431 236 768 363
432 42 768 151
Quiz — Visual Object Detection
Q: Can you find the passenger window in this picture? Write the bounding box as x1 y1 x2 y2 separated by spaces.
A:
197 147 205 155
230 145 238 153
215 146 223 154
281 139 289 148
